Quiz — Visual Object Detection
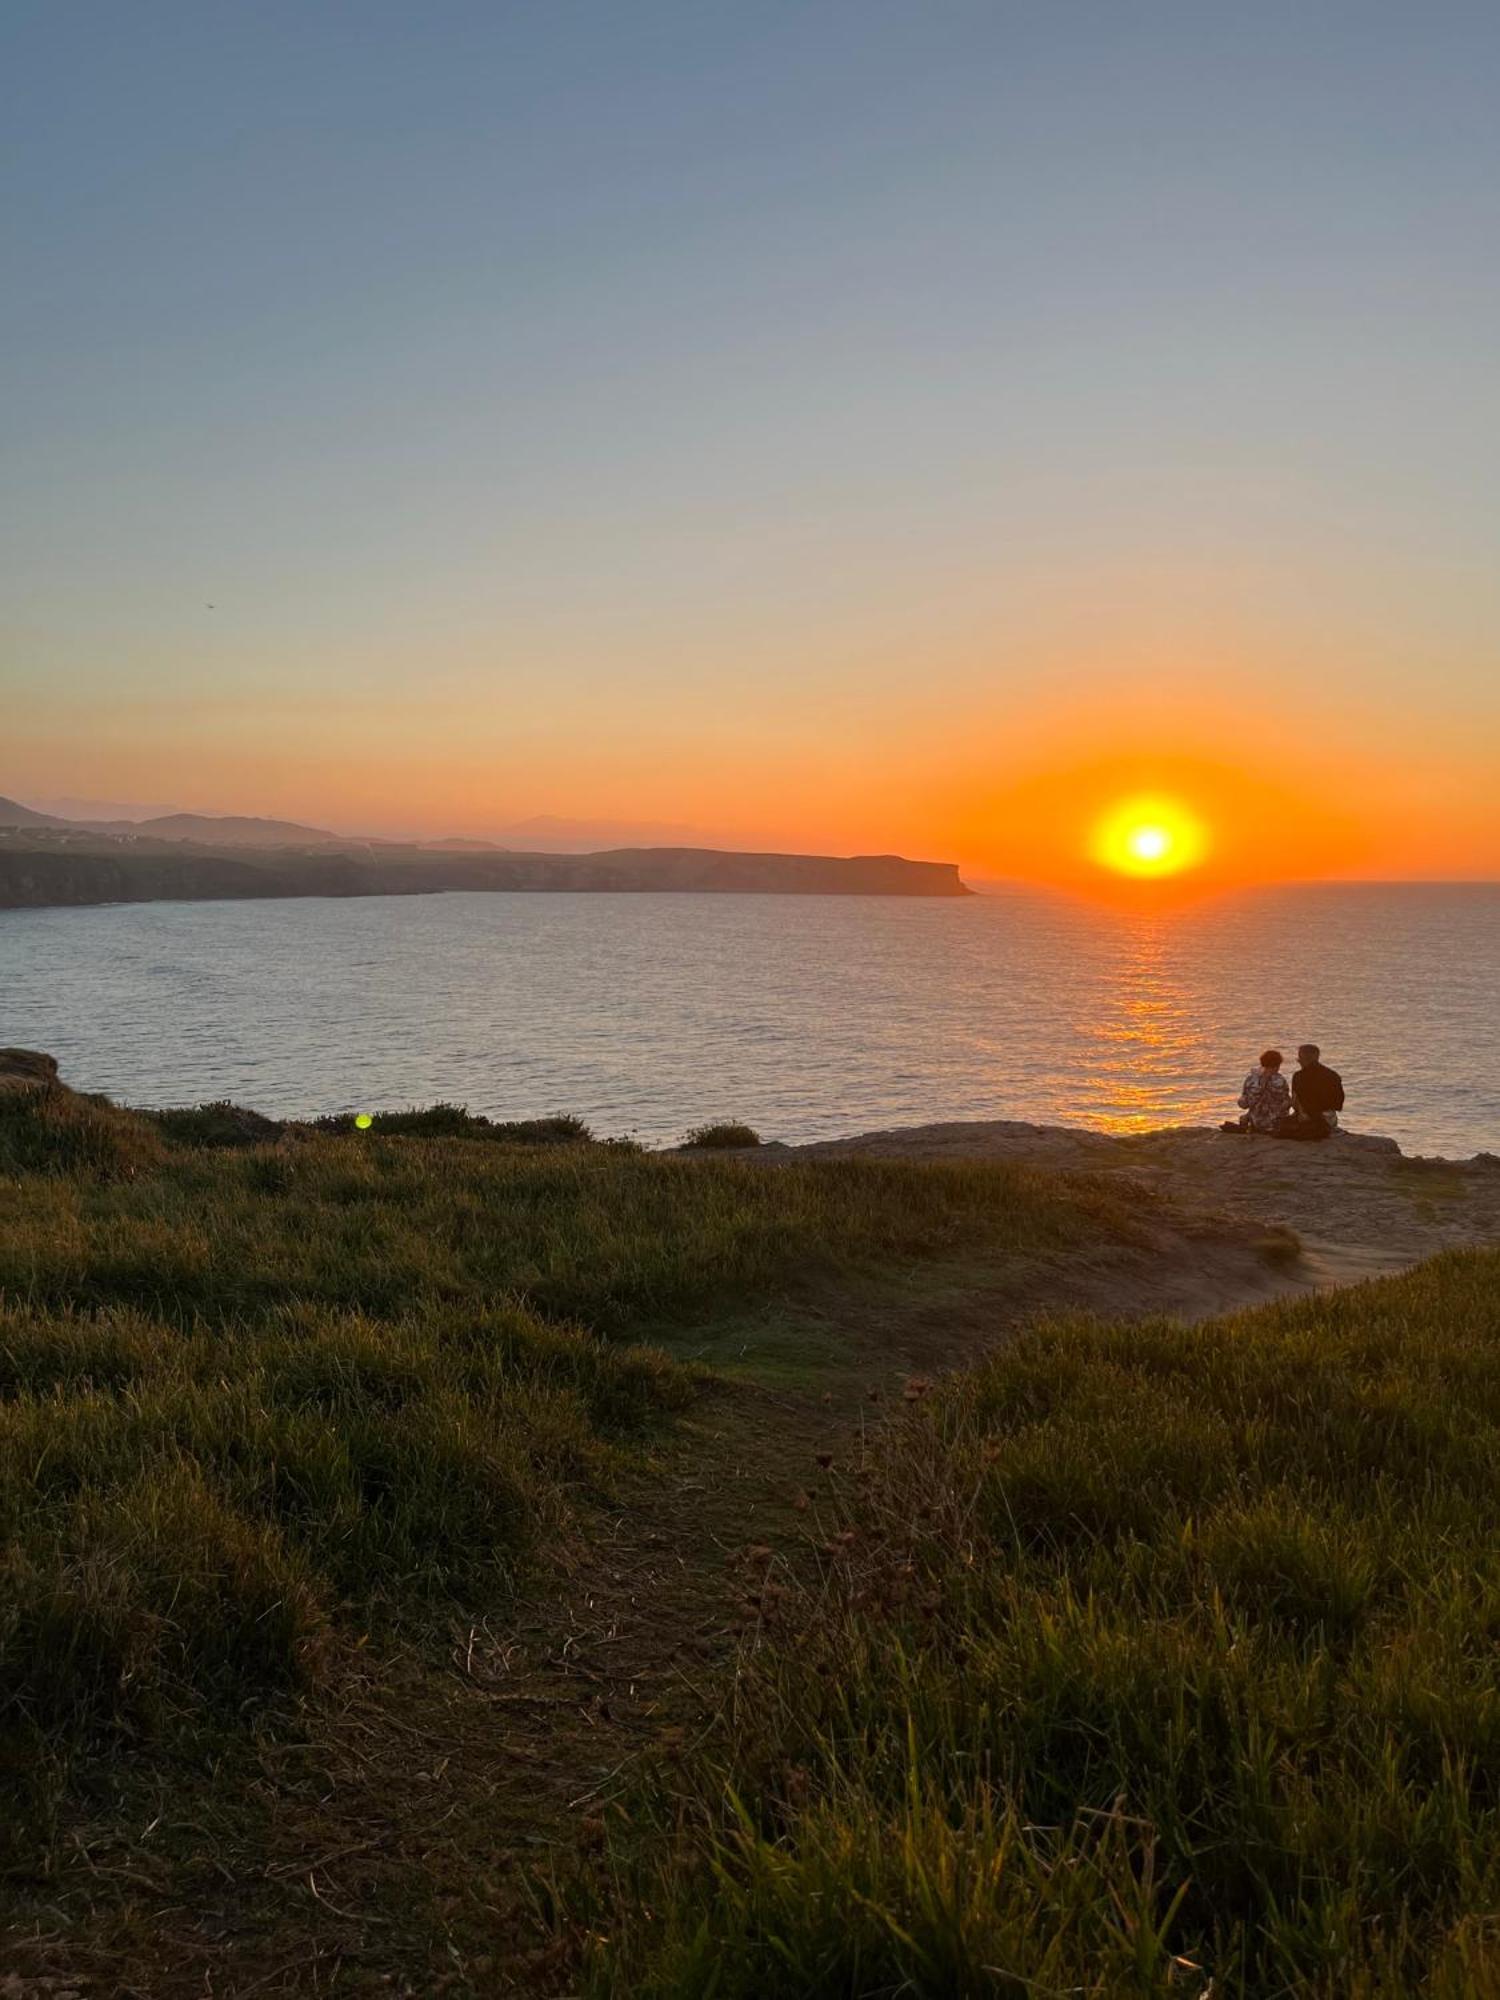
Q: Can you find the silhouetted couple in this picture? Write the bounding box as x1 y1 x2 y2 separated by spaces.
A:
1223 1044 1345 1142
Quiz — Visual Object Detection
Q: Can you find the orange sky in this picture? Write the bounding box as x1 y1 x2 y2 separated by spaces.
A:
11 662 1498 884
9 608 1500 883
12 472 1499 884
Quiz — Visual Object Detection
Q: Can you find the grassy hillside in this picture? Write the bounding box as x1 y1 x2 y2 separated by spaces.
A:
0 1082 1129 1881
578 1251 1500 1997
19 1073 1490 1995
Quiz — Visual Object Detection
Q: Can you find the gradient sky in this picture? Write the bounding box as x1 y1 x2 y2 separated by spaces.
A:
4 1 1498 877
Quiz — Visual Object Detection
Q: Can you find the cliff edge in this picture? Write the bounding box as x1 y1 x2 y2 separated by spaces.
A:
0 836 970 909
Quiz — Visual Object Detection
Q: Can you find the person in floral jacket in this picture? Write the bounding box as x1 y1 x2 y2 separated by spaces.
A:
1223 1049 1291 1133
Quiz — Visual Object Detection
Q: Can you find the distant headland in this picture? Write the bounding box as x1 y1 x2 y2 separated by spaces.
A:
0 797 969 907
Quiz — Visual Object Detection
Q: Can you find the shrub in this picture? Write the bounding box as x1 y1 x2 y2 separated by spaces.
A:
493 1113 593 1143
681 1122 763 1150
145 1100 284 1148
307 1103 593 1144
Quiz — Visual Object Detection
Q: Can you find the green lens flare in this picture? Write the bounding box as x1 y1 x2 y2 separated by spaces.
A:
354 1113 373 1130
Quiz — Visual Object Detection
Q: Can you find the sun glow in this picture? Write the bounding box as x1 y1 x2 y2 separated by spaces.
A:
1092 795 1209 878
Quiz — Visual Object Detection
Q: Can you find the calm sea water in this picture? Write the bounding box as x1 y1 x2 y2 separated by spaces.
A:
3 885 1497 1157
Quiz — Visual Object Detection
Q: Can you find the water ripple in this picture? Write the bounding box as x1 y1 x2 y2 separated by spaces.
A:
2 884 1497 1156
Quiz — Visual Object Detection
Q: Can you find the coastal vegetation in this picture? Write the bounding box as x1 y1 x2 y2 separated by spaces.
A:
5 1067 1498 1994
0 1076 1124 1886
680 1120 763 1149
575 1251 1500 1997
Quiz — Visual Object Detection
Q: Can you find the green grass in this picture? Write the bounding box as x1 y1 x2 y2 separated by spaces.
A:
1 1101 1130 1341
0 1081 166 1178
22 1074 1493 1993
577 1251 1500 1998
0 1084 1127 1873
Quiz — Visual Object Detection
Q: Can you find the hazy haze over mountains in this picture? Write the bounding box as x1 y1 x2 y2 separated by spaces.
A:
30 795 182 824
491 815 719 853
82 813 346 847
1 795 728 853
0 796 70 828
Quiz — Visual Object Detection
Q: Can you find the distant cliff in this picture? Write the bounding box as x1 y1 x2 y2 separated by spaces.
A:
0 837 970 908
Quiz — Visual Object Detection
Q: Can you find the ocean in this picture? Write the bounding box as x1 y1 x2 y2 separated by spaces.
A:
4 883 1497 1158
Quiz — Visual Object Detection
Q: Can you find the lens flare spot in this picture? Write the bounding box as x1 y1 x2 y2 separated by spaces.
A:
354 1113 373 1130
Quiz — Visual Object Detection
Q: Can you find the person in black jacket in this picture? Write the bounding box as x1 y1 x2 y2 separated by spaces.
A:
1276 1044 1345 1140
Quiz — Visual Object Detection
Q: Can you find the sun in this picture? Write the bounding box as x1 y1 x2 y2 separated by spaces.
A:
1091 795 1209 878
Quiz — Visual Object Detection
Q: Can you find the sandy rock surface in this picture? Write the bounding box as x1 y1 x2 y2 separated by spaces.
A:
770 1119 1500 1275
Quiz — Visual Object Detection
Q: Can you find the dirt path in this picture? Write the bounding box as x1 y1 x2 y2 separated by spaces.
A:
8 1183 1480 1998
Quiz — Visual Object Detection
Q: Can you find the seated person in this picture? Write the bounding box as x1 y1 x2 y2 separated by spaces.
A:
1222 1049 1291 1133
1277 1043 1344 1140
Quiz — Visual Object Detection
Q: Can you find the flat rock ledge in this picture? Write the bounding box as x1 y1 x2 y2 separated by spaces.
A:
759 1116 1500 1268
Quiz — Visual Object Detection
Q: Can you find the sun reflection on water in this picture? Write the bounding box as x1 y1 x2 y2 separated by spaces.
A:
1075 908 1214 1132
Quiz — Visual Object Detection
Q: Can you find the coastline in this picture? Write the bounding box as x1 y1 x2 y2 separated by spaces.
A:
0 840 971 909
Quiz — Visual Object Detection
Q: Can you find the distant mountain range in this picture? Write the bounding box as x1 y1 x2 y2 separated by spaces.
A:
81 811 345 847
26 794 183 824
0 795 969 906
0 797 718 853
0 796 341 845
0 796 70 829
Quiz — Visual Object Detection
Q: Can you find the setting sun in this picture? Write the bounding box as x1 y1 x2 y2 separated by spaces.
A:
1091 795 1209 879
